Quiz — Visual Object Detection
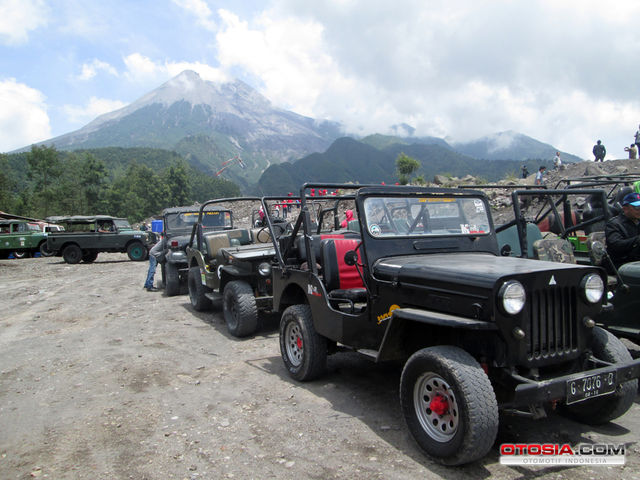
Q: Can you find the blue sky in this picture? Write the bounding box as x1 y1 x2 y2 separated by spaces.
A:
1 0 640 160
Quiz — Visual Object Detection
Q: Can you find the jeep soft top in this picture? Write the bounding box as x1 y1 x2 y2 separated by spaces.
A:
270 183 640 465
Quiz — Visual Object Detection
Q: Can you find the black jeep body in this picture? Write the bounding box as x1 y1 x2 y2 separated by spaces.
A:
270 183 640 466
159 205 232 296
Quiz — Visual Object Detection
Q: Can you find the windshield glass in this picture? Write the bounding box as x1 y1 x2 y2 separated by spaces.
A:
113 219 131 229
362 195 491 238
166 210 232 230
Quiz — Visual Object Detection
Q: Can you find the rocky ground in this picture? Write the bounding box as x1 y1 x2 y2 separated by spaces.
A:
1 252 640 480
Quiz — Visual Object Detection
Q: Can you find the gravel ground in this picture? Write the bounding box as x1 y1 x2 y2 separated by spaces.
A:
1 254 640 480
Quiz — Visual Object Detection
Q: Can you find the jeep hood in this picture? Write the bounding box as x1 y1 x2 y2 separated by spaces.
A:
373 252 586 288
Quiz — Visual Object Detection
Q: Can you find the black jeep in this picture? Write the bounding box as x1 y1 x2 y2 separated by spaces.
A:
270 183 640 465
159 205 232 296
185 197 293 337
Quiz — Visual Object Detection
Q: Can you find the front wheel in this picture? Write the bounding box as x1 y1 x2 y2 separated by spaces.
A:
164 262 180 296
11 251 30 259
188 266 212 311
62 244 82 264
400 346 498 466
560 327 637 424
279 304 327 381
222 280 258 337
127 242 147 261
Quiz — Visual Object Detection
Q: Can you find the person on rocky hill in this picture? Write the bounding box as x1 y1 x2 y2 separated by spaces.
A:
593 140 606 162
625 143 638 159
605 192 640 268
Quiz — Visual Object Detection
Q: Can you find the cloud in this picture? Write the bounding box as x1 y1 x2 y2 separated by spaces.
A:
0 79 51 152
62 96 128 125
171 0 216 30
0 0 49 45
77 59 119 81
210 0 640 158
123 52 228 85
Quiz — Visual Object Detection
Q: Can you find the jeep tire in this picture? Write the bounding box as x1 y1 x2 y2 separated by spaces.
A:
62 244 82 264
127 242 147 261
561 327 637 424
222 280 258 337
164 262 180 296
188 266 212 311
400 346 498 466
82 251 98 263
279 304 327 381
39 241 54 257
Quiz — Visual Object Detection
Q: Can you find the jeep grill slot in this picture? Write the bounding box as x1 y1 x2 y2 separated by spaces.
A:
526 287 577 360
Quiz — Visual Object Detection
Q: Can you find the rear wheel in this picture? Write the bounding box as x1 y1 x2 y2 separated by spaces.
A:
561 327 637 424
222 280 258 337
164 262 180 296
82 251 98 263
39 241 54 257
279 304 327 381
62 244 82 264
188 266 212 311
127 242 146 261
400 346 498 465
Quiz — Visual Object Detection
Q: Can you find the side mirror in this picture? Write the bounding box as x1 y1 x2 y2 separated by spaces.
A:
344 250 358 266
500 244 512 257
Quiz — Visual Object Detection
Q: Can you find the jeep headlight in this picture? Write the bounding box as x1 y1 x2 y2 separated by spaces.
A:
258 262 271 277
581 273 604 303
499 280 526 315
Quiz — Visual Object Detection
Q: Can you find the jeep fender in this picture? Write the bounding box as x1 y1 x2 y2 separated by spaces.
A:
376 308 498 362
219 265 251 292
186 247 206 270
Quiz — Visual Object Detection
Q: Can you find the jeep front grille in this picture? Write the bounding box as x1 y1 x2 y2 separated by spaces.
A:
526 287 578 360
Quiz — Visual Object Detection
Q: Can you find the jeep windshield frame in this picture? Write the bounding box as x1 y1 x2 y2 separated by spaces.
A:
355 186 499 269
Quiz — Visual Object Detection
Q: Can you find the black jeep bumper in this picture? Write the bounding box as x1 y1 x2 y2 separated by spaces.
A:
510 359 640 407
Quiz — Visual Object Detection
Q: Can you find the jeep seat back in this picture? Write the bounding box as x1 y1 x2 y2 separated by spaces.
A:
320 238 366 302
533 238 576 264
204 229 252 260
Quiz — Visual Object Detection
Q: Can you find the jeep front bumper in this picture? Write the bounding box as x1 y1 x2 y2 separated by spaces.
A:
510 358 640 407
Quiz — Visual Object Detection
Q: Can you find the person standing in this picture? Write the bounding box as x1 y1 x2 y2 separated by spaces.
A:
635 124 640 153
593 140 606 162
625 144 638 159
521 165 529 178
143 239 163 292
535 166 546 186
605 192 640 268
553 152 562 170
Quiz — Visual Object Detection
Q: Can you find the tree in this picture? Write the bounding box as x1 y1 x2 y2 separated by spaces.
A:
0 154 15 211
396 152 420 185
26 145 62 217
163 161 190 207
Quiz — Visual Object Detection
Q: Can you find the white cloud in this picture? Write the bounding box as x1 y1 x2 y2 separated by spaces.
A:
210 1 640 158
62 96 127 125
171 0 216 30
0 0 48 45
123 52 228 85
78 59 119 80
0 79 51 152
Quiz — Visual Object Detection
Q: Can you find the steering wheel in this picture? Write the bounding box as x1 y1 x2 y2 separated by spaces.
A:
256 227 272 243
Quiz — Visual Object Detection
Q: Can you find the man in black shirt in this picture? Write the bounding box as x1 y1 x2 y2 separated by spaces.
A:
605 192 640 268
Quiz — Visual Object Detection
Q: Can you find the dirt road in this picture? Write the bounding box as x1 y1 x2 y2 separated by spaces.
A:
1 254 640 479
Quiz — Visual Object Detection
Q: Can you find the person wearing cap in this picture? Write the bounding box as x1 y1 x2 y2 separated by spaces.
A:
605 192 640 268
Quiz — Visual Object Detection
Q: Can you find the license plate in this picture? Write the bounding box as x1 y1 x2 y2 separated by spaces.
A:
566 371 617 405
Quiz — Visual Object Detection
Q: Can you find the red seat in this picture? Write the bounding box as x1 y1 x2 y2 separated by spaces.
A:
321 238 367 305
